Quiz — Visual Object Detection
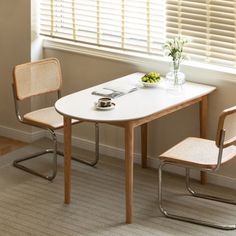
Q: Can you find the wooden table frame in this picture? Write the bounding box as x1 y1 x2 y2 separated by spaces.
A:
63 94 209 224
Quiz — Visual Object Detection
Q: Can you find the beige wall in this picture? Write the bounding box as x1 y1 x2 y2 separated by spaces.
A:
44 48 236 178
0 0 31 132
43 49 201 155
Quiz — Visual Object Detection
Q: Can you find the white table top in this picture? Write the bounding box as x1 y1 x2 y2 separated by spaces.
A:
55 72 216 123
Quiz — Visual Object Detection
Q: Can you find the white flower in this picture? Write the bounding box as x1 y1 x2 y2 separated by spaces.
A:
163 35 188 63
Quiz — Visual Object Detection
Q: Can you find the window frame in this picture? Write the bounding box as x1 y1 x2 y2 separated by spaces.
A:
43 37 236 77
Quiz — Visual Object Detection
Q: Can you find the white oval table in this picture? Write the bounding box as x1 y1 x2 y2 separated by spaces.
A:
55 72 216 224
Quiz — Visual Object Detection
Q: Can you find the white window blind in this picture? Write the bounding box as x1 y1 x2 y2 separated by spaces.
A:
167 0 236 67
40 0 166 55
40 0 236 68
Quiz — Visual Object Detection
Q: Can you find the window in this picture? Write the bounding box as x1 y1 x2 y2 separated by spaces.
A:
167 0 236 67
40 0 236 69
40 0 165 54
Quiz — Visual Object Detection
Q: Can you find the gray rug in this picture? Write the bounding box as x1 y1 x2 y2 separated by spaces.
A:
0 145 235 236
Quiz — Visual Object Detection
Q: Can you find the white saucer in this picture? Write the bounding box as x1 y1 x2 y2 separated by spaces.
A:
95 102 115 111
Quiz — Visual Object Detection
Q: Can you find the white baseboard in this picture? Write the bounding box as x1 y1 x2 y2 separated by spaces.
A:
54 131 236 190
54 130 133 161
1 125 235 190
0 125 45 143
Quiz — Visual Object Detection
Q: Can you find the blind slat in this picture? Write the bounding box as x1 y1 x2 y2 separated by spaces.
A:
40 0 236 68
40 0 165 54
166 0 236 67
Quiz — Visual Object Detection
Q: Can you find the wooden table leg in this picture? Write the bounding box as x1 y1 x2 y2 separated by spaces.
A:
141 123 148 168
125 122 134 224
64 116 72 204
200 96 208 184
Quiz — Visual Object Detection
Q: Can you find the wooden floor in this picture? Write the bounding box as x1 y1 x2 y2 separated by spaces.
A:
0 136 26 156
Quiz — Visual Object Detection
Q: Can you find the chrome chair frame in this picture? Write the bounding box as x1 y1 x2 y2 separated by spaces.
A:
158 129 236 230
12 65 100 181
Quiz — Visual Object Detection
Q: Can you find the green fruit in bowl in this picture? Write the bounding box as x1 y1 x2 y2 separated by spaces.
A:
141 72 161 83
141 76 148 82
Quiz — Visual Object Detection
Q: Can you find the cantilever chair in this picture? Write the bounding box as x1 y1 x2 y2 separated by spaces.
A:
12 58 99 181
158 105 236 230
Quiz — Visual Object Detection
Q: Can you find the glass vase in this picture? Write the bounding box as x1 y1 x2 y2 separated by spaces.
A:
166 60 185 85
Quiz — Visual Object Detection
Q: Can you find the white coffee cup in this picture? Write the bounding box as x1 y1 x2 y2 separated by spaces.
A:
97 97 112 107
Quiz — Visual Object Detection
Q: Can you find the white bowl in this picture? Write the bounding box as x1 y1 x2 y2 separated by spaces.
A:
142 81 159 87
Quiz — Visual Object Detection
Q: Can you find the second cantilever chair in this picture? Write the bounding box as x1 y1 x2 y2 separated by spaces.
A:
158 105 236 230
12 58 99 181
